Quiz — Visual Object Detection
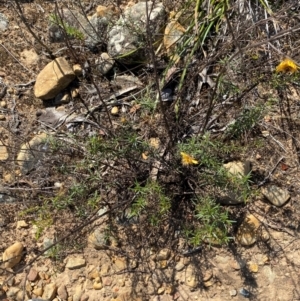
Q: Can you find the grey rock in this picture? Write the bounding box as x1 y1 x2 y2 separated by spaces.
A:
97 206 109 216
239 288 250 298
0 193 15 204
66 257 86 269
43 237 55 256
116 207 139 225
0 13 8 31
96 52 115 75
261 185 290 206
112 74 143 89
17 133 49 174
88 228 108 250
108 1 166 63
37 107 69 128
48 9 109 49
85 14 110 49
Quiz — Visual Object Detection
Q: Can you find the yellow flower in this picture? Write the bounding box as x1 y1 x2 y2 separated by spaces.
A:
180 152 198 166
276 58 298 73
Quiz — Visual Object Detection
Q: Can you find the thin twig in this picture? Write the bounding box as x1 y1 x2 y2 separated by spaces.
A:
257 156 284 187
0 43 33 74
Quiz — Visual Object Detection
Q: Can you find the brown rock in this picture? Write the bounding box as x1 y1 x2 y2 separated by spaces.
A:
17 289 29 301
236 214 260 246
3 242 24 268
224 160 251 177
114 257 126 270
3 173 13 183
156 248 171 261
96 5 115 18
57 284 68 300
20 49 39 66
248 262 259 273
185 265 198 289
0 141 8 161
6 287 20 298
102 276 112 286
157 260 168 269
100 263 110 276
111 106 119 115
32 287 43 296
27 268 38 281
73 64 82 76
34 57 75 100
42 282 57 300
203 279 214 287
164 17 185 53
73 285 83 301
203 270 213 282
81 292 89 301
88 269 100 280
16 220 29 229
93 281 103 290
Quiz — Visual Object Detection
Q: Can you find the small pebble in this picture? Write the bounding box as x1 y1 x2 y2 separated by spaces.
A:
239 288 250 298
73 64 82 76
0 114 6 121
161 88 173 101
0 100 7 108
16 220 29 229
229 289 237 296
71 88 79 98
111 106 119 115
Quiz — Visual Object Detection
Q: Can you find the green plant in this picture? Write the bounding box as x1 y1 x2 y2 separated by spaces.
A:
130 180 171 220
178 133 234 168
225 105 265 139
49 13 84 40
32 209 53 240
188 196 233 246
45 242 63 260
178 133 251 202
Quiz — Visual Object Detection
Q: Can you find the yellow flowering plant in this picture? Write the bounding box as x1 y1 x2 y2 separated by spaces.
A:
276 58 298 74
180 152 198 166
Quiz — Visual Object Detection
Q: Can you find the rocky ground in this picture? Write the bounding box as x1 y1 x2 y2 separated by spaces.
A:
1 0 300 301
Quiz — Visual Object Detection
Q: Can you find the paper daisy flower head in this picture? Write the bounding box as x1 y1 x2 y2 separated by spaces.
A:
276 58 298 74
180 152 198 166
